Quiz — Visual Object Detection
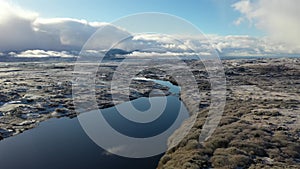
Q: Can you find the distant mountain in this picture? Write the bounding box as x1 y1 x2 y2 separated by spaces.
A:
103 48 137 60
0 55 77 62
0 48 136 62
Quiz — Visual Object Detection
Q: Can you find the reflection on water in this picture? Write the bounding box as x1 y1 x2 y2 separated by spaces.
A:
0 117 162 169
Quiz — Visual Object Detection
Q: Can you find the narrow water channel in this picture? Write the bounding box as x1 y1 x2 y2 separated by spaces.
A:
0 78 189 169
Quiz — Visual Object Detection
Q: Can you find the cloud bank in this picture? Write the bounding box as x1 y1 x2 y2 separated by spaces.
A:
0 1 299 58
14 50 76 58
233 0 300 48
0 1 129 52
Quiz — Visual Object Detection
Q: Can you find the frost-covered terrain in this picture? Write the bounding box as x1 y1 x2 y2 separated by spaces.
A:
158 58 300 169
0 62 170 139
0 58 299 169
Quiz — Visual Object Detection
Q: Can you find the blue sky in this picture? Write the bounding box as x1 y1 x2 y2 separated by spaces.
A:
11 0 262 36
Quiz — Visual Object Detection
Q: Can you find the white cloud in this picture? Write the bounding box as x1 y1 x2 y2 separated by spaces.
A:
120 34 216 55
210 34 300 56
0 1 130 52
15 50 76 58
124 51 205 58
103 145 126 156
233 0 300 47
0 1 38 21
117 33 300 57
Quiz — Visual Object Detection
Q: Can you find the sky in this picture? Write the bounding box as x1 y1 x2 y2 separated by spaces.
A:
11 0 259 36
1 0 300 57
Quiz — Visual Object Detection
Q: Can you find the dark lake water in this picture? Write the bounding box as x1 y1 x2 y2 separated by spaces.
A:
0 78 189 169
